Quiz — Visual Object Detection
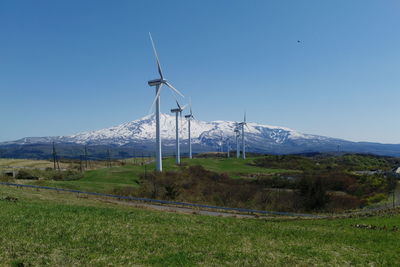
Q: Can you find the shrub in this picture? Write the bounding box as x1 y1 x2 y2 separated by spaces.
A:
298 176 328 211
15 170 39 180
367 193 387 204
325 193 362 211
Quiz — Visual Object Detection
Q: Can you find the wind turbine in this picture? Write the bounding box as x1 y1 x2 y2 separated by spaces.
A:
234 125 240 159
171 101 187 165
148 33 184 172
184 99 195 159
239 112 247 159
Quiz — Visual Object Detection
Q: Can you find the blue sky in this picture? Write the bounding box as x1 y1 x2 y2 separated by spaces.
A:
1 0 400 143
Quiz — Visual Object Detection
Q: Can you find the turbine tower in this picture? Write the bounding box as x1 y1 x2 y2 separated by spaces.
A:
184 100 195 159
234 125 240 159
171 101 187 165
148 33 184 172
239 112 247 159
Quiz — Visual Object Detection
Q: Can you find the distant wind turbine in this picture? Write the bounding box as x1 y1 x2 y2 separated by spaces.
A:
148 33 184 172
234 125 240 159
239 112 247 159
184 99 195 159
171 101 187 165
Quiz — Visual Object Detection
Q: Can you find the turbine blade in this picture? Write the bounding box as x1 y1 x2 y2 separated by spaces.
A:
149 32 164 79
189 97 192 115
164 81 184 98
148 84 163 114
176 100 181 110
181 104 188 110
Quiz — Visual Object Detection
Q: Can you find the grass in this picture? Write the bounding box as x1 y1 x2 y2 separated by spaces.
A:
17 156 293 193
153 156 295 179
0 185 399 266
174 157 294 178
26 164 147 193
0 158 69 170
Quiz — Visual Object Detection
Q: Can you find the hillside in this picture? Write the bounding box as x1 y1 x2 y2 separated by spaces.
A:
4 154 399 213
0 185 399 266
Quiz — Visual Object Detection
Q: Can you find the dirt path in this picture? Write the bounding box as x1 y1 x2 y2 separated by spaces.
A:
104 199 262 218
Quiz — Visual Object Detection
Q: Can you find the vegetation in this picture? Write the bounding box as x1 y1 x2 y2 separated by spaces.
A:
0 158 70 170
253 153 400 171
252 153 400 211
2 153 399 212
8 157 292 194
0 185 399 266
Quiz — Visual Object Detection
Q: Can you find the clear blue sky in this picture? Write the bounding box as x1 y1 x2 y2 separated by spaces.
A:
1 0 400 143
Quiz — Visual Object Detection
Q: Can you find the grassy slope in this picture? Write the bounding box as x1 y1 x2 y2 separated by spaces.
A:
178 157 292 178
25 157 292 193
0 159 69 170
0 185 399 266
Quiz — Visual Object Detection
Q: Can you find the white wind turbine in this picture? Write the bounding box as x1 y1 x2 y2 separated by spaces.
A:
148 33 184 172
171 101 187 165
234 124 241 159
238 112 247 159
184 99 195 159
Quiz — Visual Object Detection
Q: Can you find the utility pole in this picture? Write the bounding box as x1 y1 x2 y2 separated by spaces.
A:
107 149 111 168
52 142 60 170
84 145 88 169
393 190 395 208
52 142 56 170
79 155 83 172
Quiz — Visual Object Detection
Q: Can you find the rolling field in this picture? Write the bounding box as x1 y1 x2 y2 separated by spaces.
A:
16 157 293 193
0 158 69 170
0 185 399 266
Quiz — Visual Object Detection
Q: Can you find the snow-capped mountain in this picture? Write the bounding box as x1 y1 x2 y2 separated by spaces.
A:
2 114 400 158
4 114 330 147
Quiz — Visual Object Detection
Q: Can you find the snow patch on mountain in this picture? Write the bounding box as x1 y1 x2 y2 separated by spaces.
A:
59 113 322 146
2 113 334 148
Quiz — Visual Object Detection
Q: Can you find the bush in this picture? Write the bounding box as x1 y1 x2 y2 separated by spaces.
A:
367 193 387 204
136 165 300 211
325 193 362 211
15 170 39 180
112 186 136 197
298 176 328 211
50 170 82 181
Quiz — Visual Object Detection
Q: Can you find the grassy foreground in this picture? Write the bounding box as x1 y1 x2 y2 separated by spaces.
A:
0 185 399 266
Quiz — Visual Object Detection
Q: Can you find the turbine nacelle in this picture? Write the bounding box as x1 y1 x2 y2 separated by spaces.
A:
148 78 167 87
185 114 193 119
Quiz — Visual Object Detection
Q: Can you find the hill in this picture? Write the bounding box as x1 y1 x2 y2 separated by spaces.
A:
0 185 399 266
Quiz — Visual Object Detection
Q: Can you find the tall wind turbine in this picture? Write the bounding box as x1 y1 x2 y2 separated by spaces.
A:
148 33 184 172
171 101 187 165
184 99 195 159
234 125 240 159
239 112 247 159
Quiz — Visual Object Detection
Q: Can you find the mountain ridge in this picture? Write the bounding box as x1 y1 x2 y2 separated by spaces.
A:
2 113 400 158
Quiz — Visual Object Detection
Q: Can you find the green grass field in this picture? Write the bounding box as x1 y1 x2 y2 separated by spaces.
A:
0 185 399 266
19 157 293 193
